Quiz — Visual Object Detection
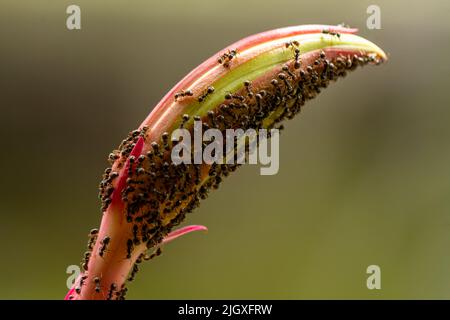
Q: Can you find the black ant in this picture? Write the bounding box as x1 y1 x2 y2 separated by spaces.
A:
243 80 254 98
82 251 91 271
179 114 190 129
319 51 326 59
93 276 101 293
109 171 119 180
285 40 299 49
107 283 117 300
127 263 139 282
117 285 128 300
174 89 193 101
132 225 139 245
137 154 145 163
293 48 301 69
87 229 98 251
277 73 293 92
80 275 87 287
144 247 162 261
224 92 245 101
282 65 296 78
150 142 159 152
198 86 215 102
218 49 238 68
126 239 134 259
161 132 169 143
161 132 170 150
322 29 341 38
285 40 301 69
99 236 111 257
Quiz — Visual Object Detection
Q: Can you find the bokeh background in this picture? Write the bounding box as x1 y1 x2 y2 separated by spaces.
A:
1 0 449 299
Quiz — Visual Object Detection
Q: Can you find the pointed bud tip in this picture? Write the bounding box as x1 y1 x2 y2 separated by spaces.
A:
162 225 208 245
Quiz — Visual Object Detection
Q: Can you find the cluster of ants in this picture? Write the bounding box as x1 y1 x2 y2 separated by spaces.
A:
173 49 238 103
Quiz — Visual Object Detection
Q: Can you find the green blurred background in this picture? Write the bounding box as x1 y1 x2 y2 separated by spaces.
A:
1 0 449 299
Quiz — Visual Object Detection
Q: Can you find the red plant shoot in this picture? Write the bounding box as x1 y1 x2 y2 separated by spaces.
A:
66 24 387 300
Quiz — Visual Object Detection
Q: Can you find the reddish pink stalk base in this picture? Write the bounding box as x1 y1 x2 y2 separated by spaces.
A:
65 137 207 300
65 224 208 300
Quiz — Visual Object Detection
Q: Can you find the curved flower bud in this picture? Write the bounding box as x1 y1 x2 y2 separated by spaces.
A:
66 24 386 300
